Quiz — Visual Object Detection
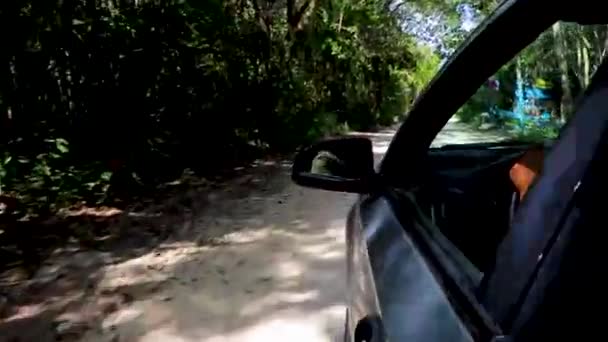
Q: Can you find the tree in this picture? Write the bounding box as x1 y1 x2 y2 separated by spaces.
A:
0 0 441 214
552 22 574 123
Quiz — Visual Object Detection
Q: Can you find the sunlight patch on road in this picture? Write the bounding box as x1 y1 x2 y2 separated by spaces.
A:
139 329 192 342
206 304 345 342
299 241 343 259
290 219 311 230
315 249 344 260
98 244 208 289
102 307 144 330
221 226 274 244
276 259 305 278
240 290 320 316
3 303 47 322
431 117 510 148
346 131 394 138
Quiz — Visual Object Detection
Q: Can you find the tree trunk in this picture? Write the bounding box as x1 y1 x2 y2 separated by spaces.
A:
286 0 314 38
580 28 592 87
603 25 608 59
552 22 573 123
337 3 345 32
514 57 525 128
576 35 591 87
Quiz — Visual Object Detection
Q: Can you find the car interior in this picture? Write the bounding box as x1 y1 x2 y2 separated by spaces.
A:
415 142 550 272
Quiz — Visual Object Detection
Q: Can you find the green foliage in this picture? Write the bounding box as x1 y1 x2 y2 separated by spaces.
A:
0 0 440 213
510 121 560 142
405 45 441 105
456 22 608 136
456 84 496 124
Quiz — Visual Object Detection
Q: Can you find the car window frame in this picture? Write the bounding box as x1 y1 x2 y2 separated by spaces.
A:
379 0 562 188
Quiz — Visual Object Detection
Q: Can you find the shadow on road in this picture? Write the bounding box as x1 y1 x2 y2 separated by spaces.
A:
1 119 507 341
0 150 364 341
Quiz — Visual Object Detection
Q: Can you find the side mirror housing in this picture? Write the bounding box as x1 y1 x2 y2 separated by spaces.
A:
292 137 376 193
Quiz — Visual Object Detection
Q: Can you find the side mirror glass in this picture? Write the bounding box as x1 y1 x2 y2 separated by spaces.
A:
292 137 375 193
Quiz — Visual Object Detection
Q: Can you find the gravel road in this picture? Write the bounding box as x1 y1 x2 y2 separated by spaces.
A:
0 118 507 342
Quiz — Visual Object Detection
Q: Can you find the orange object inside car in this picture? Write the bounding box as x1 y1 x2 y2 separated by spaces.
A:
510 147 544 200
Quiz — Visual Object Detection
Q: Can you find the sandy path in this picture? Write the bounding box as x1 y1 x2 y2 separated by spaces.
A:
0 118 506 342
431 117 510 147
83 176 356 342
79 127 403 342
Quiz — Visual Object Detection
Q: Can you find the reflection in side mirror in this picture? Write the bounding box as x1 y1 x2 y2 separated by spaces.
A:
311 151 349 177
292 137 376 193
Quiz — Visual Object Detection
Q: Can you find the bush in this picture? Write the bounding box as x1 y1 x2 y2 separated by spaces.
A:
512 121 560 142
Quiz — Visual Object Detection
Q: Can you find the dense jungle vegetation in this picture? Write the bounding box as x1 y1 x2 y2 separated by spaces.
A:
0 0 462 216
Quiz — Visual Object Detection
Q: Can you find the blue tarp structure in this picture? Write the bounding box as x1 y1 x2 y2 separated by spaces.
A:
488 78 555 128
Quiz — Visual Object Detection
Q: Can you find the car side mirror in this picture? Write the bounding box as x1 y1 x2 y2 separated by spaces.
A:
292 137 376 193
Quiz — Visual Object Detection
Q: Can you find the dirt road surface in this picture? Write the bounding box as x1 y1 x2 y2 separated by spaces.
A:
0 118 506 342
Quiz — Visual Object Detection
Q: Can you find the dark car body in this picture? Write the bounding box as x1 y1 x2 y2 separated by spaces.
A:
293 0 608 341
